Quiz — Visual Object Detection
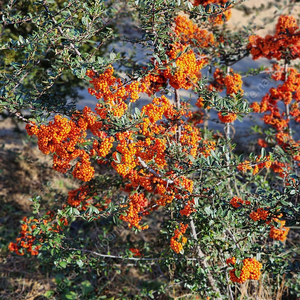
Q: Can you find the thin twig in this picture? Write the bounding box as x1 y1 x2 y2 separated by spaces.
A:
226 229 240 250
60 246 198 261
2 105 34 125
43 1 82 57
284 62 292 138
137 156 174 185
175 89 181 142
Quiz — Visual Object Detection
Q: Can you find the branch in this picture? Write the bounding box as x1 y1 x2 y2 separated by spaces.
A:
43 1 82 57
226 229 240 250
284 62 292 138
137 156 174 185
2 104 34 125
61 246 198 262
183 0 245 18
190 217 222 299
175 89 181 142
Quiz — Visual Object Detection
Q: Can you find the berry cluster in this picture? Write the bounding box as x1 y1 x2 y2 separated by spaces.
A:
9 213 68 256
192 0 232 25
129 248 142 257
180 200 196 216
208 68 244 123
230 196 250 208
237 156 272 175
249 16 300 174
248 15 300 61
120 193 149 230
269 218 290 241
250 209 289 241
226 257 262 283
174 15 214 47
8 217 41 256
249 208 269 222
170 223 188 253
26 113 95 182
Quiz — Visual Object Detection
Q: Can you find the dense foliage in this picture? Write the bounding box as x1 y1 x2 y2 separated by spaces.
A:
1 0 300 299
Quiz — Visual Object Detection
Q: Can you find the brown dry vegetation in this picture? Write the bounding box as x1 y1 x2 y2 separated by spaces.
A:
0 118 76 300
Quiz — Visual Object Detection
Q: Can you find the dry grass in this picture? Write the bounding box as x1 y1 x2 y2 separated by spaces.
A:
0 118 76 300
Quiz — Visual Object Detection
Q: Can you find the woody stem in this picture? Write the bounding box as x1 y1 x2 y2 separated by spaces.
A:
225 66 231 141
284 62 292 138
225 66 233 196
190 217 222 299
224 66 231 143
175 89 181 142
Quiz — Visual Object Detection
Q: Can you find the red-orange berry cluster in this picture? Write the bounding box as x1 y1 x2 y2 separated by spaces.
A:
209 68 243 123
180 199 196 216
251 67 300 132
170 223 188 253
164 43 206 90
129 248 142 257
25 113 96 182
218 112 237 123
174 15 214 47
210 68 243 96
237 160 252 172
9 213 68 256
250 209 289 241
67 184 95 208
120 193 149 230
230 196 250 208
249 208 270 221
249 17 300 167
227 257 262 283
237 156 272 175
269 217 290 241
248 15 300 60
86 66 151 116
199 140 216 158
8 217 41 256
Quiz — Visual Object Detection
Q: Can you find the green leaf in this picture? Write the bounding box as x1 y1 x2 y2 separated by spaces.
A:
110 52 116 60
235 269 241 278
81 67 86 78
237 114 243 122
135 107 141 116
59 261 68 268
81 280 94 295
204 206 212 216
71 208 80 215
76 259 84 267
256 253 261 261
187 1 193 10
97 57 104 64
65 291 78 299
44 290 55 297
19 35 24 44
114 152 122 163
188 154 195 162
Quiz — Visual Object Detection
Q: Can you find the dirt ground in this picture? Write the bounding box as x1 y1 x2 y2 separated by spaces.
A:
228 0 300 36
